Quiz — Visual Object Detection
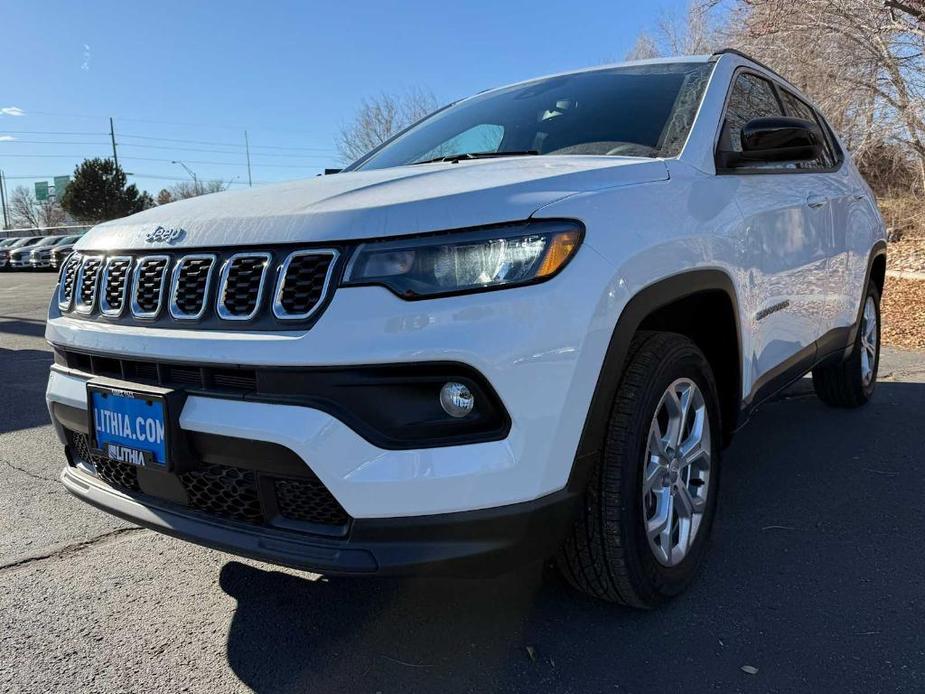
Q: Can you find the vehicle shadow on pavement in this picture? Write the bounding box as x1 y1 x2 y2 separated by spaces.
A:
220 380 925 693
0 347 53 435
0 318 47 339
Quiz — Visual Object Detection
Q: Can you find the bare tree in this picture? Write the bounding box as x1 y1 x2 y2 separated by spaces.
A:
625 32 662 60
336 87 438 164
657 2 722 55
9 186 39 228
8 186 69 229
167 178 232 201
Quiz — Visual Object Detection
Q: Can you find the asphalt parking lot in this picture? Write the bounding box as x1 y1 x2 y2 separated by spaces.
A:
1 271 923 693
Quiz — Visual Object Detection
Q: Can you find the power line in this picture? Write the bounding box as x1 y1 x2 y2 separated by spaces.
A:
0 138 333 158
117 132 334 152
0 152 325 168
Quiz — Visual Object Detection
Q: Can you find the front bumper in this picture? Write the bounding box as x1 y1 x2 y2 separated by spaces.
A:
31 256 52 268
60 464 575 576
9 256 32 268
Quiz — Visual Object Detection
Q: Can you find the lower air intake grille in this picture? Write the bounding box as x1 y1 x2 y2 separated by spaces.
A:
275 477 349 525
95 458 142 492
179 463 263 523
66 431 140 492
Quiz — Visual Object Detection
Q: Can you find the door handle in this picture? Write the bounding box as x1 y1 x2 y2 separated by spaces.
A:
852 193 866 201
806 195 828 209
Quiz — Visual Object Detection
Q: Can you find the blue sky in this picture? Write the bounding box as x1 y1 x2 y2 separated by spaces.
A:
1 0 688 195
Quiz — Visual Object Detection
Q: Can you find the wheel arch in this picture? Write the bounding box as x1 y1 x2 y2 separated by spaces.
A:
569 269 742 492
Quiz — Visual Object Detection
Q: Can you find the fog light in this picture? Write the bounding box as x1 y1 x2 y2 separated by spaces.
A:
440 382 475 418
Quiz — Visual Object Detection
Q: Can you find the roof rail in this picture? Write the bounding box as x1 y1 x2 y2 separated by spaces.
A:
711 48 788 82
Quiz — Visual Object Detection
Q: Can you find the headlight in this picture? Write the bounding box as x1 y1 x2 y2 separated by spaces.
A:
342 220 582 298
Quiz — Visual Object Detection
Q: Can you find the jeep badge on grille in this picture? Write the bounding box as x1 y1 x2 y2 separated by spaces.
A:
146 225 186 244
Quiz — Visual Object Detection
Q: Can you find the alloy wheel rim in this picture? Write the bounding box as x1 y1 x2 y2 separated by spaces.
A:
860 296 878 387
642 378 712 567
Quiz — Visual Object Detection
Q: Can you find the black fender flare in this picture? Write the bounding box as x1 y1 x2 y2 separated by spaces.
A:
566 269 742 493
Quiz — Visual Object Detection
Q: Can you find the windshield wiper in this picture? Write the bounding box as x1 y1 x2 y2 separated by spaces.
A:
412 150 539 165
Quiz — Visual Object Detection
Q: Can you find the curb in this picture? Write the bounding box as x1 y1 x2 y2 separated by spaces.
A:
886 270 925 281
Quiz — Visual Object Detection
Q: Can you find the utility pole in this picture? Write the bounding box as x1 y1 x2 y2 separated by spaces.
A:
244 130 253 187
0 170 8 229
109 117 119 168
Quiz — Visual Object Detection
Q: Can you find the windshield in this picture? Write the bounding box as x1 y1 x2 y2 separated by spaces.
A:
11 237 41 248
353 61 714 171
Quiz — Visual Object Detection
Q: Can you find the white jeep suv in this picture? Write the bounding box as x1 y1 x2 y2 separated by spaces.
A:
45 50 886 607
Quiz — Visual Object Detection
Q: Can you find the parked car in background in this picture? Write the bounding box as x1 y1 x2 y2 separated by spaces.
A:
9 236 65 270
0 238 24 270
31 234 84 271
1 237 42 270
46 50 885 608
48 235 86 271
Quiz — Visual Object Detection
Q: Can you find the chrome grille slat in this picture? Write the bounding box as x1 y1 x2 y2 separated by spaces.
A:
131 255 170 319
169 254 216 320
99 256 132 316
57 253 81 310
273 249 339 320
74 256 104 314
217 252 271 321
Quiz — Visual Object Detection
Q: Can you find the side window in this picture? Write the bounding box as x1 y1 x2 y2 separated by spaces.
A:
721 73 783 154
779 89 836 169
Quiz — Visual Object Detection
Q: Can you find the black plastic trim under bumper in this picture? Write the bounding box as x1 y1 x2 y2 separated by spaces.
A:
61 466 578 577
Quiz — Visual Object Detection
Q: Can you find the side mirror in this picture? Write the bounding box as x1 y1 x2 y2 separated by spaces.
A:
718 117 824 168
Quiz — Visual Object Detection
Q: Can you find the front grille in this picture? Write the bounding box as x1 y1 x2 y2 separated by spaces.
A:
274 250 338 319
170 255 215 319
75 256 103 312
219 253 270 320
100 257 132 315
179 464 263 524
58 255 81 309
57 247 340 329
275 477 349 525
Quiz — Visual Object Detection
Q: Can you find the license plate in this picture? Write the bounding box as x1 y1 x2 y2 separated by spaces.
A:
89 385 169 468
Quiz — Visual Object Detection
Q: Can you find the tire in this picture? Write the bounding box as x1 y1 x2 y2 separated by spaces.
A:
557 331 722 608
812 283 881 408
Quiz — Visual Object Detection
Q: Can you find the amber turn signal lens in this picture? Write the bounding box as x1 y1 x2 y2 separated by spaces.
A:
537 230 581 277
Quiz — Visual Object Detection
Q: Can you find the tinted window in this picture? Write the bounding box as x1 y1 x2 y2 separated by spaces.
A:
722 73 783 153
780 89 836 168
354 62 715 170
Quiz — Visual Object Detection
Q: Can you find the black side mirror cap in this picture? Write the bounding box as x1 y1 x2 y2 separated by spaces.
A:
718 116 824 168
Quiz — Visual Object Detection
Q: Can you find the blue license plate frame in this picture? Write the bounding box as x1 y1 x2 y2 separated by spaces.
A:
87 382 172 470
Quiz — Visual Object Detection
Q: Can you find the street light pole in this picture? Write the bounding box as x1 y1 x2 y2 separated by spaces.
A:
109 117 119 168
171 160 199 192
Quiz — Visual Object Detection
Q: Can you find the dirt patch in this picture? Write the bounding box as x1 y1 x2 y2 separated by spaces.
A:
882 276 925 350
888 238 925 274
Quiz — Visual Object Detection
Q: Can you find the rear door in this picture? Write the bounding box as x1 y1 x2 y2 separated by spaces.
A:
717 71 836 396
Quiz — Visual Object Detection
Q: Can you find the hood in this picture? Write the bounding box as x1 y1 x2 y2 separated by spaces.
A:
76 156 669 252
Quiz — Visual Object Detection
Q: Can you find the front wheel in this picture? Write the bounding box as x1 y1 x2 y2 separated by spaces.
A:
557 332 721 608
